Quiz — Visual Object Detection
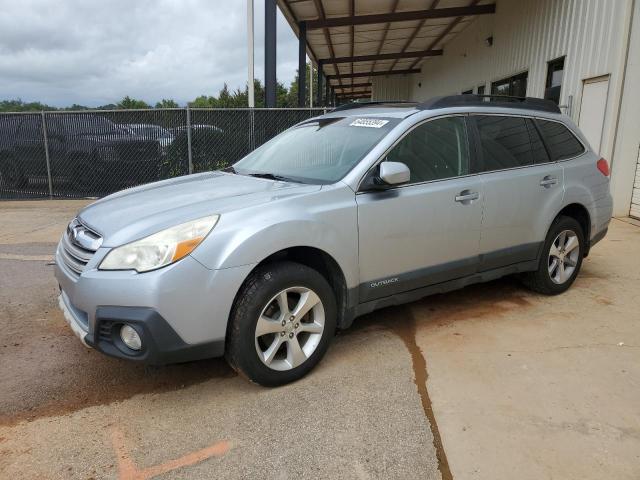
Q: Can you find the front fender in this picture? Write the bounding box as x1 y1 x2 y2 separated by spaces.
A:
190 184 359 289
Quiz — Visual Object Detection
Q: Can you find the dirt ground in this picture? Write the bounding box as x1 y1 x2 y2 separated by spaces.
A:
0 200 638 479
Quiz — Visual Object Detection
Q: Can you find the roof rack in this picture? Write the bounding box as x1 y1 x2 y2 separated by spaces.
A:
331 100 418 112
418 94 561 114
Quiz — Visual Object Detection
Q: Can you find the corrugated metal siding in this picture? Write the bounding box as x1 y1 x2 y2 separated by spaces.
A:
611 0 640 217
630 146 640 219
410 1 626 101
408 0 630 157
372 76 411 101
371 1 628 106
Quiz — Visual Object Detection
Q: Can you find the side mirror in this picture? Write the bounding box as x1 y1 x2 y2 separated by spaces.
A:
379 161 410 186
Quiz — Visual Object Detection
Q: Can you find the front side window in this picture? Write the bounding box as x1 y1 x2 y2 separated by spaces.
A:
234 116 398 184
536 119 585 160
385 116 469 184
473 115 534 171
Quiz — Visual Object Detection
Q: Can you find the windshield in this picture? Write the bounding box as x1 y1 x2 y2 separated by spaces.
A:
233 116 399 184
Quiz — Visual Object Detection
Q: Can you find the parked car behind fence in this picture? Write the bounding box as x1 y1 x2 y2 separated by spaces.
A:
0 108 325 199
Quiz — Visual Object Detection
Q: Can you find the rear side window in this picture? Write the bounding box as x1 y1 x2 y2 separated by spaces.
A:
385 116 469 184
473 115 534 171
536 119 585 160
526 118 551 164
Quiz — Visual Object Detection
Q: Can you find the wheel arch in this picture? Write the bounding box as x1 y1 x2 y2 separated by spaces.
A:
231 246 353 330
555 203 592 254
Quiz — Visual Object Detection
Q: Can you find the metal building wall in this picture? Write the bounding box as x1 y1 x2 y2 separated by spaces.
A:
398 0 634 215
371 75 411 101
408 0 629 109
610 0 640 218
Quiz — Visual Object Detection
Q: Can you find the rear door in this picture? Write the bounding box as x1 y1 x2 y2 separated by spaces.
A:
470 114 564 271
356 115 483 302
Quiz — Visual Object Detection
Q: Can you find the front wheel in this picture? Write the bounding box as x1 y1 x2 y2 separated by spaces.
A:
225 261 337 386
522 216 585 295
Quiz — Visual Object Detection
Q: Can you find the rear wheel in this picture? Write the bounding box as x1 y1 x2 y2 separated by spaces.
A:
225 261 336 386
522 216 585 295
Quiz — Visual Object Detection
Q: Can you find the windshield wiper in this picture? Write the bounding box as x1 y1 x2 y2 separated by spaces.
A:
222 166 237 174
244 172 295 182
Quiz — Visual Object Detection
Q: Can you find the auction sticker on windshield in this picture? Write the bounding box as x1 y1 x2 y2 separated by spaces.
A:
349 118 389 128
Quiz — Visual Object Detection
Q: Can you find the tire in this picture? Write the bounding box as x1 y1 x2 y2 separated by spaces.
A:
225 261 337 387
522 215 585 295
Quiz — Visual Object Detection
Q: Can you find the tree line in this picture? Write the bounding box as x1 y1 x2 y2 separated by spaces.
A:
0 66 320 112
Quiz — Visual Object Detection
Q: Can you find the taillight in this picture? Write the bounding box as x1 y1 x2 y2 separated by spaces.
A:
597 158 610 177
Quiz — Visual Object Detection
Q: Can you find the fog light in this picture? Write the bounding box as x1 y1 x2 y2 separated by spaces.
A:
120 325 142 351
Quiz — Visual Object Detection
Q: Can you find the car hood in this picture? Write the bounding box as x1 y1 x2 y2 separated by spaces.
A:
78 172 321 247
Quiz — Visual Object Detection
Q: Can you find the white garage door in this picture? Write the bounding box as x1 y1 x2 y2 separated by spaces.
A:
631 146 640 219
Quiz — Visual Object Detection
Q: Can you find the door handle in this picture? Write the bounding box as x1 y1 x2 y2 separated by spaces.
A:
540 176 558 187
455 190 479 203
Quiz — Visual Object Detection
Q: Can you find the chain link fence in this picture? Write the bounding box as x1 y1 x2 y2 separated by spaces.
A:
0 108 326 199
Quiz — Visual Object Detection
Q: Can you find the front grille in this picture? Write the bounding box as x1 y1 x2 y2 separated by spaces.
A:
98 320 114 342
60 218 102 275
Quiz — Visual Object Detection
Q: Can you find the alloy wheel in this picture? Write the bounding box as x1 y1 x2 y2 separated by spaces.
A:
548 229 580 284
254 286 325 371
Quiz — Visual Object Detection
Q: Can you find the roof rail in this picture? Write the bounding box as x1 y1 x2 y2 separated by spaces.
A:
332 100 418 112
417 94 562 114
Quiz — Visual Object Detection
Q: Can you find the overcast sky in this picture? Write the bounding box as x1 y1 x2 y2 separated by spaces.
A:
0 0 300 107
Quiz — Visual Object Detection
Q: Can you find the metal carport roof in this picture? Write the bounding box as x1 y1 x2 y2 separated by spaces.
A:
276 0 496 102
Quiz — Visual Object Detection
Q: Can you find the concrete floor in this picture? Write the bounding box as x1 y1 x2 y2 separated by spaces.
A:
0 200 638 480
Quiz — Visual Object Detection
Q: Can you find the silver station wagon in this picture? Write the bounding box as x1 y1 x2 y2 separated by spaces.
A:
55 95 612 386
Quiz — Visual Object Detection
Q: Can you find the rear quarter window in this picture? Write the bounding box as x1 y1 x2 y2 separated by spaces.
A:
473 115 534 171
536 119 585 160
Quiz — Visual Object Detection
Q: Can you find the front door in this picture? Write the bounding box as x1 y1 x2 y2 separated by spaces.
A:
470 114 565 271
356 115 483 302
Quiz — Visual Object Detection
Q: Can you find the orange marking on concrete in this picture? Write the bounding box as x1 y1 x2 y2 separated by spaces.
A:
110 426 230 480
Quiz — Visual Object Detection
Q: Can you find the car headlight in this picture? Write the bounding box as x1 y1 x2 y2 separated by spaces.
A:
99 215 219 272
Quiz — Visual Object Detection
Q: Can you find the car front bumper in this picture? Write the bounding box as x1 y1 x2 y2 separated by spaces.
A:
54 240 255 364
